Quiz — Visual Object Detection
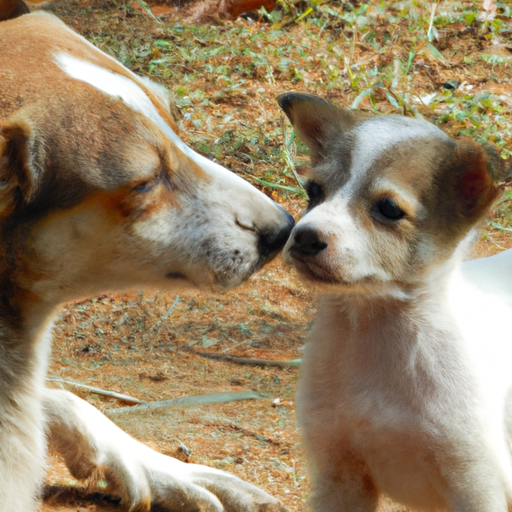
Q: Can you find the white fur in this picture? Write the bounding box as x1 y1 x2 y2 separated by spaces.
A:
44 388 277 511
350 115 450 175
296 260 512 511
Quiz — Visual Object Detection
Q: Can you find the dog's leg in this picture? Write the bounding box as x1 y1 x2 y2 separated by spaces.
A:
0 385 46 512
0 324 54 512
43 388 285 512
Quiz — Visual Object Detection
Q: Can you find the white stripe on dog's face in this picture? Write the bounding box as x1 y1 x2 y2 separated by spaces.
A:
55 53 274 204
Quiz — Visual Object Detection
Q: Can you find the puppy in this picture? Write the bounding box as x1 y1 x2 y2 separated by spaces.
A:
0 6 293 512
278 91 512 511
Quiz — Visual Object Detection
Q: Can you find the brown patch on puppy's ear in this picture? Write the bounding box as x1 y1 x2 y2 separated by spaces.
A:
277 92 368 165
0 119 43 216
444 138 499 228
481 143 512 186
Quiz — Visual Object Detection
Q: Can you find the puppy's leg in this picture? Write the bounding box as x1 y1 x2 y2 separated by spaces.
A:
44 388 285 512
307 446 378 512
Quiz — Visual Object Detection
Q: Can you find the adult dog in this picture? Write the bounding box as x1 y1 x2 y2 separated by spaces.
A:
279 91 512 512
0 5 293 511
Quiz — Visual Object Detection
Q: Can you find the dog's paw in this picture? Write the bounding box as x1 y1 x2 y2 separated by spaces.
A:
106 447 285 512
45 390 284 512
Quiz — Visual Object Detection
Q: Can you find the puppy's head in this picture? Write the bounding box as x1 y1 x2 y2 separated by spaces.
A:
278 92 502 294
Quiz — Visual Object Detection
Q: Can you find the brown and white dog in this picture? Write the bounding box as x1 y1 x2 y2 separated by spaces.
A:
278 92 512 511
0 6 294 511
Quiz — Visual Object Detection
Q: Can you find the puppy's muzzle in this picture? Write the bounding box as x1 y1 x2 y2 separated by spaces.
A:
258 206 295 261
289 225 328 257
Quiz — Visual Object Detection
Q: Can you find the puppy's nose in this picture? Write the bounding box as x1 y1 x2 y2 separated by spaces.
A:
258 206 295 258
291 226 327 256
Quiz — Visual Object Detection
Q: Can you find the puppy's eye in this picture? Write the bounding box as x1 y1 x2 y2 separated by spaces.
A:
374 198 404 221
305 181 324 209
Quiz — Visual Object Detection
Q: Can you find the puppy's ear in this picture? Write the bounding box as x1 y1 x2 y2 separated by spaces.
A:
481 143 512 185
0 118 42 216
441 138 499 228
277 92 368 164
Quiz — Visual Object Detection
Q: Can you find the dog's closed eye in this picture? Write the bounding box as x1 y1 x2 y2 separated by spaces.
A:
132 181 155 193
372 198 405 222
132 169 174 193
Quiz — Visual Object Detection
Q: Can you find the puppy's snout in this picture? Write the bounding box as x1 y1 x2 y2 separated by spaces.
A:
291 226 327 256
258 206 295 258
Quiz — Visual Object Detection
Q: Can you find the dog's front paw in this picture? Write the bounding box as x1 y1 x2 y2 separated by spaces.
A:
45 390 285 512
107 447 285 512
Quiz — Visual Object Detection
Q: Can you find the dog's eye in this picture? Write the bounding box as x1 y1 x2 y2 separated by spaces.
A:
132 181 155 193
375 198 404 221
305 181 324 209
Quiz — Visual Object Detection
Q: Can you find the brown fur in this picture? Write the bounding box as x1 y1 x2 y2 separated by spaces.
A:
0 10 292 511
0 0 29 21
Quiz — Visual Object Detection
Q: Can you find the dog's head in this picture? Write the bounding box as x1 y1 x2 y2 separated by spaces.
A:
0 13 294 303
278 92 503 295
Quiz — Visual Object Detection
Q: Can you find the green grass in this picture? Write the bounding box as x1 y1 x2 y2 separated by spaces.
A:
53 0 512 230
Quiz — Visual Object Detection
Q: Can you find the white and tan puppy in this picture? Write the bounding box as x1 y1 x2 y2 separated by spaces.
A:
278 91 512 512
0 6 294 512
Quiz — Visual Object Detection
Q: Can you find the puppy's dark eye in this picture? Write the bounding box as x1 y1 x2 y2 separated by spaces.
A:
374 198 404 221
305 181 324 209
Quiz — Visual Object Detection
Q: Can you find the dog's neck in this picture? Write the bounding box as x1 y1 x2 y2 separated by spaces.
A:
0 221 65 396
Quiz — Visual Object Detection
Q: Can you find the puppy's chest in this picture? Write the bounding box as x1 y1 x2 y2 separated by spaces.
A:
299 301 473 433
298 302 476 506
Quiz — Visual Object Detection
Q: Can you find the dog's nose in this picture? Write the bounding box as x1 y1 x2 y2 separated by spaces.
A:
258 206 295 258
291 226 327 256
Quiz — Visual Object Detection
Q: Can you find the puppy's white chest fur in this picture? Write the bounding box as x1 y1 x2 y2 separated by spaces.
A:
298 275 512 510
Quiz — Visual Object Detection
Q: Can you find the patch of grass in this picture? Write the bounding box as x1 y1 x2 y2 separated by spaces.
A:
55 0 512 230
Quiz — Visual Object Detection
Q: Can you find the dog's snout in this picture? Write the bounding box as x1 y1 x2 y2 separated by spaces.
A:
291 226 327 256
258 206 295 258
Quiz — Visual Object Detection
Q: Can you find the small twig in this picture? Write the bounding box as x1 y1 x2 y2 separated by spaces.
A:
183 348 301 368
151 294 181 346
427 2 438 42
107 389 264 415
47 376 145 405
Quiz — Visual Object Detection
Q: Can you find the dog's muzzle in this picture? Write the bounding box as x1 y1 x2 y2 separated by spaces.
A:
258 205 295 261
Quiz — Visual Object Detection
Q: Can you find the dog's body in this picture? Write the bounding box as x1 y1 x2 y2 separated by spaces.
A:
278 92 512 511
0 9 293 511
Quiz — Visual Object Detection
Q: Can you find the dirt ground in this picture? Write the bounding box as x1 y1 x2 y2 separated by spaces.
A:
14 0 512 511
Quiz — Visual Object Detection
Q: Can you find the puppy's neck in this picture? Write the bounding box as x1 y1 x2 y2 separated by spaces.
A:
319 236 473 326
334 230 477 304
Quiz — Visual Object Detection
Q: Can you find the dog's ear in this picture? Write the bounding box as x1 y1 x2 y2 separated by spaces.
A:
0 0 30 21
277 92 368 164
439 138 499 229
0 118 42 215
